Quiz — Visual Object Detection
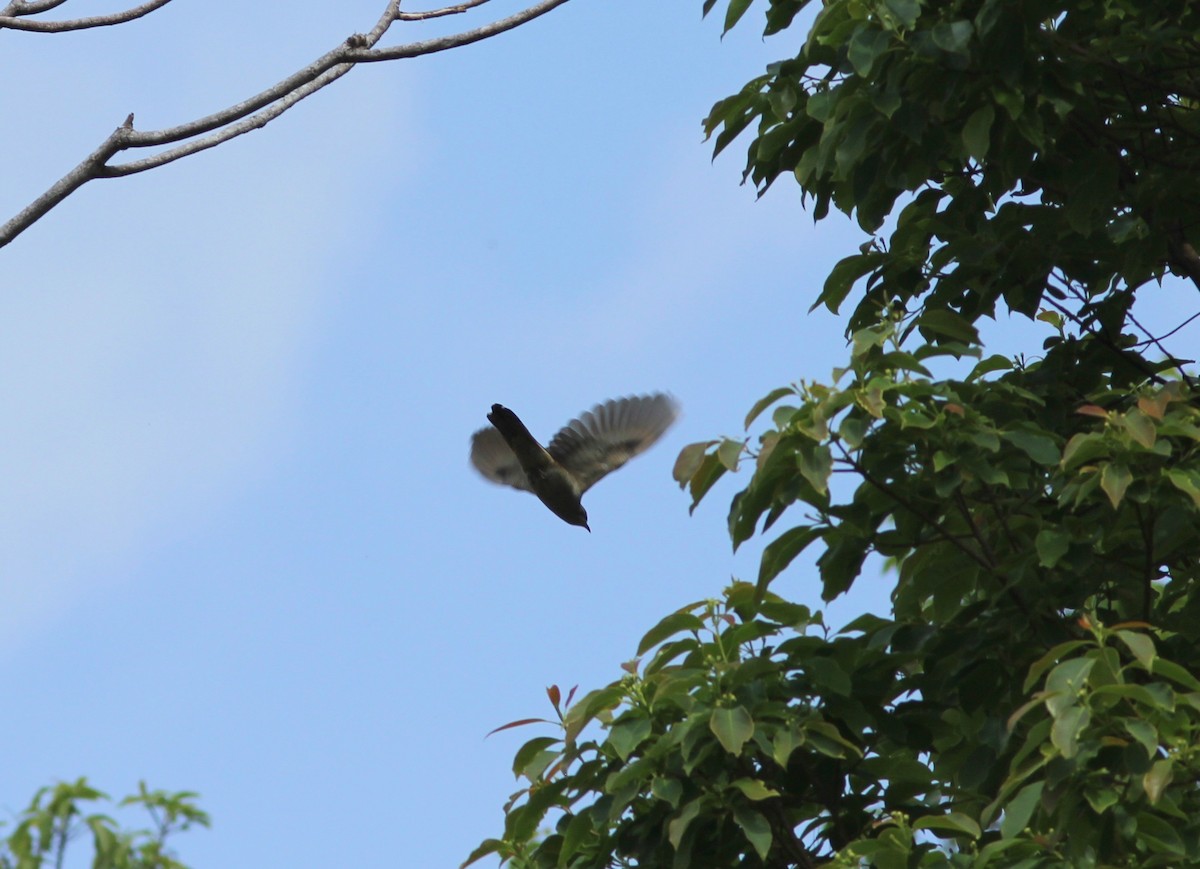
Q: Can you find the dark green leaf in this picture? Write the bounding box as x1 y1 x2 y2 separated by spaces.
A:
710 706 754 754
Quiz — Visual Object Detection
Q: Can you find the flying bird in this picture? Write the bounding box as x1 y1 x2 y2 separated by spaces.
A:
470 393 680 531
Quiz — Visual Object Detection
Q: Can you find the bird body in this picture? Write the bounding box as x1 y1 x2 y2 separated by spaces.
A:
470 394 679 531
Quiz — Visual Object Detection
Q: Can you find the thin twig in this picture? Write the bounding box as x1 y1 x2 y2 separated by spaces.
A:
398 0 490 21
0 0 70 16
0 0 172 31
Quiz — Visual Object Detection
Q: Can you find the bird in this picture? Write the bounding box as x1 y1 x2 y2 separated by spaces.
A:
469 393 680 531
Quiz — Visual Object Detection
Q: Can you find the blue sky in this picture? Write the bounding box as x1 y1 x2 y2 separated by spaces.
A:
2 1 1197 867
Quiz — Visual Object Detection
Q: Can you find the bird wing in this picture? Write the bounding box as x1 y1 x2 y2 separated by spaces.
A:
547 393 680 493
469 426 534 492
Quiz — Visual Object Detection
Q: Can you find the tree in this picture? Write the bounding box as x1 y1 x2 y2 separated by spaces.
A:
0 0 570 248
0 779 207 869
472 0 1200 865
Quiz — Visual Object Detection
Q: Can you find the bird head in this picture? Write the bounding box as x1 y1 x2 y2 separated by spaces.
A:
564 504 590 532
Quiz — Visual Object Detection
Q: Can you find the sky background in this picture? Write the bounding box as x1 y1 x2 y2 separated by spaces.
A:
1 1 1198 867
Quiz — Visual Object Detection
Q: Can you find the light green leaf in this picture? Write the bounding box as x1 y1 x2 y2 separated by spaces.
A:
1120 408 1156 448
668 799 703 850
1166 468 1200 509
1100 462 1132 508
1152 658 1200 691
772 724 805 767
1000 781 1043 839
1050 705 1090 758
1116 630 1156 669
798 443 833 494
730 778 780 801
1143 759 1173 804
733 806 772 860
745 387 794 429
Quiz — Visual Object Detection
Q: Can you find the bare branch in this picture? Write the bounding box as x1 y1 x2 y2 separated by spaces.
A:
398 0 491 21
0 0 173 32
355 0 571 61
1 116 134 245
0 0 572 248
0 0 70 16
105 65 353 176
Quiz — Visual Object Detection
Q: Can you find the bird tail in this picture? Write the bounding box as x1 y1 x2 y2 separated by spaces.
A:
487 404 544 460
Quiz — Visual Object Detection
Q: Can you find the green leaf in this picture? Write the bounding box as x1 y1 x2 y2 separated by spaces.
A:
1120 408 1156 449
722 0 753 34
962 105 995 159
668 799 703 850
1045 656 1096 697
772 724 804 767
1034 528 1070 567
1166 468 1200 508
1115 630 1156 670
607 716 652 761
512 736 560 779
1100 462 1132 508
1084 786 1119 815
460 838 503 867
848 26 890 77
1002 428 1060 465
652 777 683 808
730 778 780 801
1143 759 1173 804
1000 781 1043 839
1136 812 1186 855
798 443 833 494
931 19 974 54
674 440 716 484
1024 641 1088 692
744 387 793 429
1152 658 1200 691
966 354 1013 381
710 706 754 754
814 253 883 314
916 309 980 344
806 656 852 696
913 812 981 838
1050 705 1090 758
883 0 919 28
733 806 772 860
638 611 704 655
717 438 744 471
758 526 823 595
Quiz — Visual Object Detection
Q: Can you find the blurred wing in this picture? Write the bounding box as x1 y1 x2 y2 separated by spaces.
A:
470 426 533 491
547 393 680 493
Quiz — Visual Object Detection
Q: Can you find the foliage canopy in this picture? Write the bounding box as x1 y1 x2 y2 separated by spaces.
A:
474 0 1200 866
